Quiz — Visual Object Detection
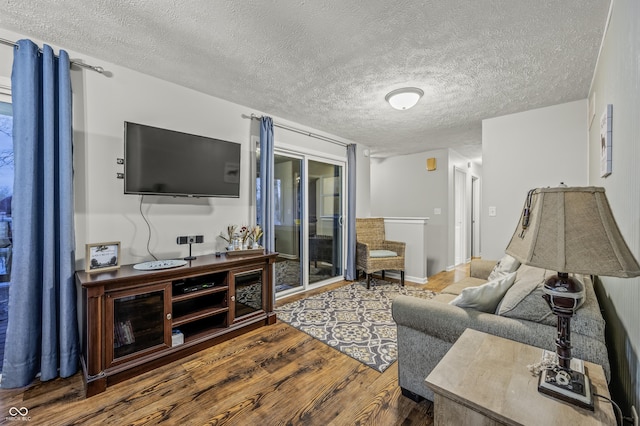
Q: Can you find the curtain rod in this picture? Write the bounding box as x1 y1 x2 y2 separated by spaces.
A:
0 37 105 74
248 113 349 147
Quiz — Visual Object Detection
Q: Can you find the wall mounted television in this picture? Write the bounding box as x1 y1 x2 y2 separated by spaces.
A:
124 122 241 198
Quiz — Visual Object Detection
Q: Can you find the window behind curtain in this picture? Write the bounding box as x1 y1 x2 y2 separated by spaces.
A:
0 99 13 372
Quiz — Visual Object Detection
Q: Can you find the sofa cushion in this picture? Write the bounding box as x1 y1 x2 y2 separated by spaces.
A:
449 272 517 313
431 293 457 304
488 254 521 281
441 277 487 296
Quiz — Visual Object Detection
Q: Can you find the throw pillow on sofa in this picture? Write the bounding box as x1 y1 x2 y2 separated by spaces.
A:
449 272 517 313
488 254 521 281
496 265 585 324
496 265 555 324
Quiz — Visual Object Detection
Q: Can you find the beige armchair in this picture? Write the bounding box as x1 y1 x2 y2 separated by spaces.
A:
355 218 406 289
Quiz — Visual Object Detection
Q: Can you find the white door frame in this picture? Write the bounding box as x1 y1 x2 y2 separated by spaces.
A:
453 167 467 266
471 176 481 258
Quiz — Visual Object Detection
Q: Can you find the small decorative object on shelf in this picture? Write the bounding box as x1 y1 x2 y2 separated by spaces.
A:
85 241 121 273
218 224 237 251
171 329 184 347
218 224 263 252
251 225 263 248
238 226 250 249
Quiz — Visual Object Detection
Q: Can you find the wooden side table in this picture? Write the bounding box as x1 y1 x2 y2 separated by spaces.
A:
425 329 616 425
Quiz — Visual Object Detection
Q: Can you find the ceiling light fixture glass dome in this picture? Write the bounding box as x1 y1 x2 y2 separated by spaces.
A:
385 87 424 110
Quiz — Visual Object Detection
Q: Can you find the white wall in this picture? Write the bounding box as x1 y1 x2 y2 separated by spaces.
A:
587 0 640 413
355 145 371 217
370 149 447 275
370 148 480 275
481 100 589 260
0 28 367 269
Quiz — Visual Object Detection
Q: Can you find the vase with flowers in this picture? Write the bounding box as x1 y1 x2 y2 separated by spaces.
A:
219 224 264 252
238 226 251 250
250 225 263 249
218 224 237 251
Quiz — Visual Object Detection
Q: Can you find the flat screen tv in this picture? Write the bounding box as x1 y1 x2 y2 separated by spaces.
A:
124 122 241 198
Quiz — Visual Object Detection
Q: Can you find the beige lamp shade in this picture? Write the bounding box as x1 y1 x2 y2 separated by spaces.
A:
505 186 640 277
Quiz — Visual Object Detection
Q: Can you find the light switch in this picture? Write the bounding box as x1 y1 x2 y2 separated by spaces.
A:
489 206 497 217
434 208 441 215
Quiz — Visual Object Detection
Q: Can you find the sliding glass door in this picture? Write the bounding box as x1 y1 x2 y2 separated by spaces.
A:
308 160 343 285
272 153 303 292
0 100 12 372
257 147 345 296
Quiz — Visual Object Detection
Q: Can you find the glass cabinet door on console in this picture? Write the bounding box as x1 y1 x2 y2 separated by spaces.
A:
105 282 172 367
230 268 265 322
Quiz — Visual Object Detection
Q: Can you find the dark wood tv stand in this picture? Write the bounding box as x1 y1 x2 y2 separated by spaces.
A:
76 251 278 397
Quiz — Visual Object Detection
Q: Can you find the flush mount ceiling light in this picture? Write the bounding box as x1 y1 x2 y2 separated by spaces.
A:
385 87 424 110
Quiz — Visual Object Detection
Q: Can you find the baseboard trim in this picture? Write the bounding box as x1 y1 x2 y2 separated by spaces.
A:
384 271 428 285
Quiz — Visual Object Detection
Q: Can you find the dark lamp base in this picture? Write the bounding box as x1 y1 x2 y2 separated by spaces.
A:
538 367 594 411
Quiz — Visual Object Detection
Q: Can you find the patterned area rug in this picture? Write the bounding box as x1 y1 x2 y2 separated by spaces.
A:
276 280 437 373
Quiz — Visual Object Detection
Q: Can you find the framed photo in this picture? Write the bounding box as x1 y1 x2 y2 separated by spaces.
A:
599 104 613 178
85 241 121 273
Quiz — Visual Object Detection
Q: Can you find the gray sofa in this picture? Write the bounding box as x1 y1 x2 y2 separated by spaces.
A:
392 258 610 402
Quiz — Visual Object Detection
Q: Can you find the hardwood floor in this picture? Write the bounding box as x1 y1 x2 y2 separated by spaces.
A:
0 265 468 426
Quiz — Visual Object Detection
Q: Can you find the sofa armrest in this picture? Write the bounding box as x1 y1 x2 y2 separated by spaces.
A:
470 259 496 280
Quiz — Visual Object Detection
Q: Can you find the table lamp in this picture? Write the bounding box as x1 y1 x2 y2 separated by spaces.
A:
505 186 640 410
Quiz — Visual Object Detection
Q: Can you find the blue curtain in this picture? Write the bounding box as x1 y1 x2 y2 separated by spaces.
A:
1 40 79 388
259 117 275 252
345 144 357 280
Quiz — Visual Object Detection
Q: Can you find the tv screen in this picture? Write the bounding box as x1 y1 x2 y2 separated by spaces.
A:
124 122 241 198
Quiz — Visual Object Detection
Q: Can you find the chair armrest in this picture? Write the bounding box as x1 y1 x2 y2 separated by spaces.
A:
356 241 370 254
470 259 497 280
382 240 405 257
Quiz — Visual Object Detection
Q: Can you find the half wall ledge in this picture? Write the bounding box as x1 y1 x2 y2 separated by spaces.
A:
383 217 429 284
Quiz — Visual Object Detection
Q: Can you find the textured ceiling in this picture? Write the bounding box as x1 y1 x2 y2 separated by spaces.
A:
0 0 611 159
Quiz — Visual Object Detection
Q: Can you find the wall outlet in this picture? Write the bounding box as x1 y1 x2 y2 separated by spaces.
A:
176 235 204 245
632 405 638 426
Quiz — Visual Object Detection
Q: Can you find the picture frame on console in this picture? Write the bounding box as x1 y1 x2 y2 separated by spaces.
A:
85 241 121 273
